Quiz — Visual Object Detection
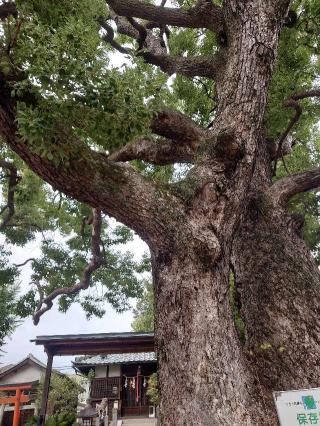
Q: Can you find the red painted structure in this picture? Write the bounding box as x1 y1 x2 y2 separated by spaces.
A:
0 384 31 426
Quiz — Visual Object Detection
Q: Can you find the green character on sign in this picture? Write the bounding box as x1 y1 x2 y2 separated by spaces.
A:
297 413 309 425
303 396 317 410
308 413 318 424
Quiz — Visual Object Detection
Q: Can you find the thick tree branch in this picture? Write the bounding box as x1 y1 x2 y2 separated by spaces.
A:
106 0 224 34
270 168 320 205
109 137 195 165
108 108 208 164
101 14 220 78
0 82 182 248
291 89 320 100
0 159 20 230
32 208 104 325
150 108 207 143
274 89 320 173
141 52 220 78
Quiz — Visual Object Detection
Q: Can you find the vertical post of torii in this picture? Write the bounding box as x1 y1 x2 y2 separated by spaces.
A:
0 385 31 426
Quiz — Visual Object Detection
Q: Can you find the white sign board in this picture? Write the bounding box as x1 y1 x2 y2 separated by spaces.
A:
274 388 320 425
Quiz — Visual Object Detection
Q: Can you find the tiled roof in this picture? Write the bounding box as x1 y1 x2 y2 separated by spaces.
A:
74 352 157 366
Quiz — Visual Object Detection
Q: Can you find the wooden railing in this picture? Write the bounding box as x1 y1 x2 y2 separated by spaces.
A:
90 377 121 399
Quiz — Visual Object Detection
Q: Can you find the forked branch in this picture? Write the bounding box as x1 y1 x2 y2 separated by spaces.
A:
100 14 221 78
105 0 224 34
108 109 207 164
109 137 195 164
270 89 320 204
99 19 130 54
33 208 104 325
270 168 320 206
274 89 320 173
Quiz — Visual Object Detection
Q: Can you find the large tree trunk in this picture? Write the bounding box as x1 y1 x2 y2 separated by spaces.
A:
154 248 265 425
151 2 291 424
232 189 320 424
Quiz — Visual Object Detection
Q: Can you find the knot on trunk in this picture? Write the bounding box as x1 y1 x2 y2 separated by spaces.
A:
251 42 275 72
247 193 270 221
210 129 244 164
287 213 304 236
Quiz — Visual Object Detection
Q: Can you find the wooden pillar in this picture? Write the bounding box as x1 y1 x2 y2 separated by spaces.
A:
37 351 53 426
12 388 21 426
0 403 5 426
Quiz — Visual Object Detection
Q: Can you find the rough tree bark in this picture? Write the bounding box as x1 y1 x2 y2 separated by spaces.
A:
1 0 320 425
231 158 320 425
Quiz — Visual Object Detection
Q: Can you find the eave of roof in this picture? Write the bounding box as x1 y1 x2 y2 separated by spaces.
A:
33 332 154 343
32 332 155 356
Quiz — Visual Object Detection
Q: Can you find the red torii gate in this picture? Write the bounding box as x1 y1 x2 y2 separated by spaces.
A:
0 384 31 426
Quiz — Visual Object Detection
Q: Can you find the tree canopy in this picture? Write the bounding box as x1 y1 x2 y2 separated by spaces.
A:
0 0 318 329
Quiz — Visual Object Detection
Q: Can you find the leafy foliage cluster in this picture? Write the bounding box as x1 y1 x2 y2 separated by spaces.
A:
132 280 154 332
11 192 148 319
25 412 76 426
146 372 160 406
0 245 19 350
10 1 165 165
36 372 83 417
24 372 82 426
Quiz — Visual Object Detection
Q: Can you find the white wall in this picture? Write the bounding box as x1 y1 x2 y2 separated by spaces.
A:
0 363 43 385
95 366 107 378
94 365 121 378
108 365 120 378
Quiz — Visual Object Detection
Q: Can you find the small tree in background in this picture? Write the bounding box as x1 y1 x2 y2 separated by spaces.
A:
0 246 19 355
146 373 159 407
36 373 83 418
132 281 154 332
25 412 76 426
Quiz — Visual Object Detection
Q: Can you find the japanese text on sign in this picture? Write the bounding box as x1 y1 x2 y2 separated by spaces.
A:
274 388 320 425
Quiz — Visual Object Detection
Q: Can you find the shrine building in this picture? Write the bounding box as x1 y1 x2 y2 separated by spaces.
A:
32 332 157 425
